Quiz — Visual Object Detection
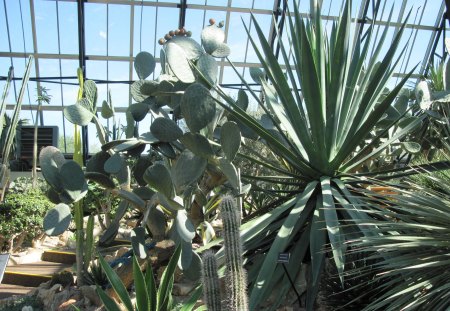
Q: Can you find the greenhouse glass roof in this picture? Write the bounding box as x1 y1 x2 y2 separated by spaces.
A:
0 0 448 154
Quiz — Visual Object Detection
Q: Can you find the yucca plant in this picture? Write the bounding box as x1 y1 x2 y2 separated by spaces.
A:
344 181 450 310
199 0 436 309
96 244 201 311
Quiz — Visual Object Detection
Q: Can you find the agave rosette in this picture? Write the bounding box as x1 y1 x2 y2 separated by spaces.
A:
199 0 429 309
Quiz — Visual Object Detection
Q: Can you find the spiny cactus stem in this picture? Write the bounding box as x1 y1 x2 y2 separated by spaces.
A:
220 195 248 311
202 251 222 311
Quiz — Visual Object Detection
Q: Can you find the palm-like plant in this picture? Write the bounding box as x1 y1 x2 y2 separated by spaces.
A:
202 0 430 309
345 181 450 310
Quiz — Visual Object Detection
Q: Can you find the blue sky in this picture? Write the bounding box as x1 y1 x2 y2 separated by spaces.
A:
0 0 445 152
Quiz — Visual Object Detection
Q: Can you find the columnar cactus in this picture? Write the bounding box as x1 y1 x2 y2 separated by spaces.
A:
220 195 248 311
201 250 222 311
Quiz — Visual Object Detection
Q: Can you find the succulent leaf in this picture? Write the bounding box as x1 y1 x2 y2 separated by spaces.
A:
59 160 89 203
150 117 183 142
86 151 111 175
101 100 114 119
131 80 148 103
64 102 95 126
84 172 116 189
175 209 196 242
201 25 225 54
249 67 265 84
131 227 147 259
221 121 241 161
197 53 218 85
104 153 125 174
144 163 174 199
128 102 150 122
181 83 216 132
171 150 207 193
166 41 196 83
134 51 156 80
39 146 66 191
211 43 230 58
83 80 98 112
43 203 72 236
237 89 249 111
180 132 215 159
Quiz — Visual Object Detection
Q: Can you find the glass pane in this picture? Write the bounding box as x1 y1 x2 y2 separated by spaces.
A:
5 0 33 53
35 1 59 54
85 3 107 56
108 4 131 57
57 2 78 54
133 5 157 55
0 4 9 52
108 61 131 107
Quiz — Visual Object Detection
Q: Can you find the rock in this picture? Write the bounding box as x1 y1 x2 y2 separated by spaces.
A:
37 283 62 302
116 246 130 258
51 289 71 311
57 298 77 311
21 306 34 311
173 282 196 296
80 285 102 306
50 271 74 287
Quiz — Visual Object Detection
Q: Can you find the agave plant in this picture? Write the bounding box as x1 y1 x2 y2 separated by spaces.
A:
345 180 450 310
198 0 435 309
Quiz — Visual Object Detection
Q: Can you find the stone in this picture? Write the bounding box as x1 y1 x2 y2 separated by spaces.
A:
116 246 130 258
80 285 102 306
172 282 196 296
57 298 77 311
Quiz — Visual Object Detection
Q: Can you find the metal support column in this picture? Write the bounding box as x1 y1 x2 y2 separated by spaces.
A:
77 0 89 164
178 0 187 29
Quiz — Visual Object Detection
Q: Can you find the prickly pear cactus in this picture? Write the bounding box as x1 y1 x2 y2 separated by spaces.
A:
43 203 72 236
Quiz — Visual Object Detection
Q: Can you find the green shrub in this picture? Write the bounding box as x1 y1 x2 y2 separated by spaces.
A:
0 294 43 311
0 177 52 251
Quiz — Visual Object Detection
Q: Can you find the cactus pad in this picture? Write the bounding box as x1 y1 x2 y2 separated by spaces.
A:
43 203 72 236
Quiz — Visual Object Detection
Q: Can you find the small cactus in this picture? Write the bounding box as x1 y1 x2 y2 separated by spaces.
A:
220 195 248 311
202 251 222 311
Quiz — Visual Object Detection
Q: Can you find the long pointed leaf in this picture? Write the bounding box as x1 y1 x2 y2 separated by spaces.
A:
157 244 181 310
321 178 346 283
249 181 318 309
98 254 134 311
133 255 149 311
96 286 122 311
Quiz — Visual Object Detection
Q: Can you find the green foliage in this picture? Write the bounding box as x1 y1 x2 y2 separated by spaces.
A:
410 153 450 193
199 1 435 308
346 182 450 310
0 177 51 250
43 203 72 236
0 294 44 311
97 245 183 311
1 57 33 166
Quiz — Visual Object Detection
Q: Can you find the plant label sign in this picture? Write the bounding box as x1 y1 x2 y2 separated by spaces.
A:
277 252 290 263
0 253 10 283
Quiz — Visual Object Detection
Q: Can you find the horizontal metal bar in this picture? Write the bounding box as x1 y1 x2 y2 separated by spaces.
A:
6 104 131 113
44 0 437 31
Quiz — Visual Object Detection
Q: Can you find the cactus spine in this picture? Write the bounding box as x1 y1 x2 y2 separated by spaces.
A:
220 195 248 311
202 250 222 311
